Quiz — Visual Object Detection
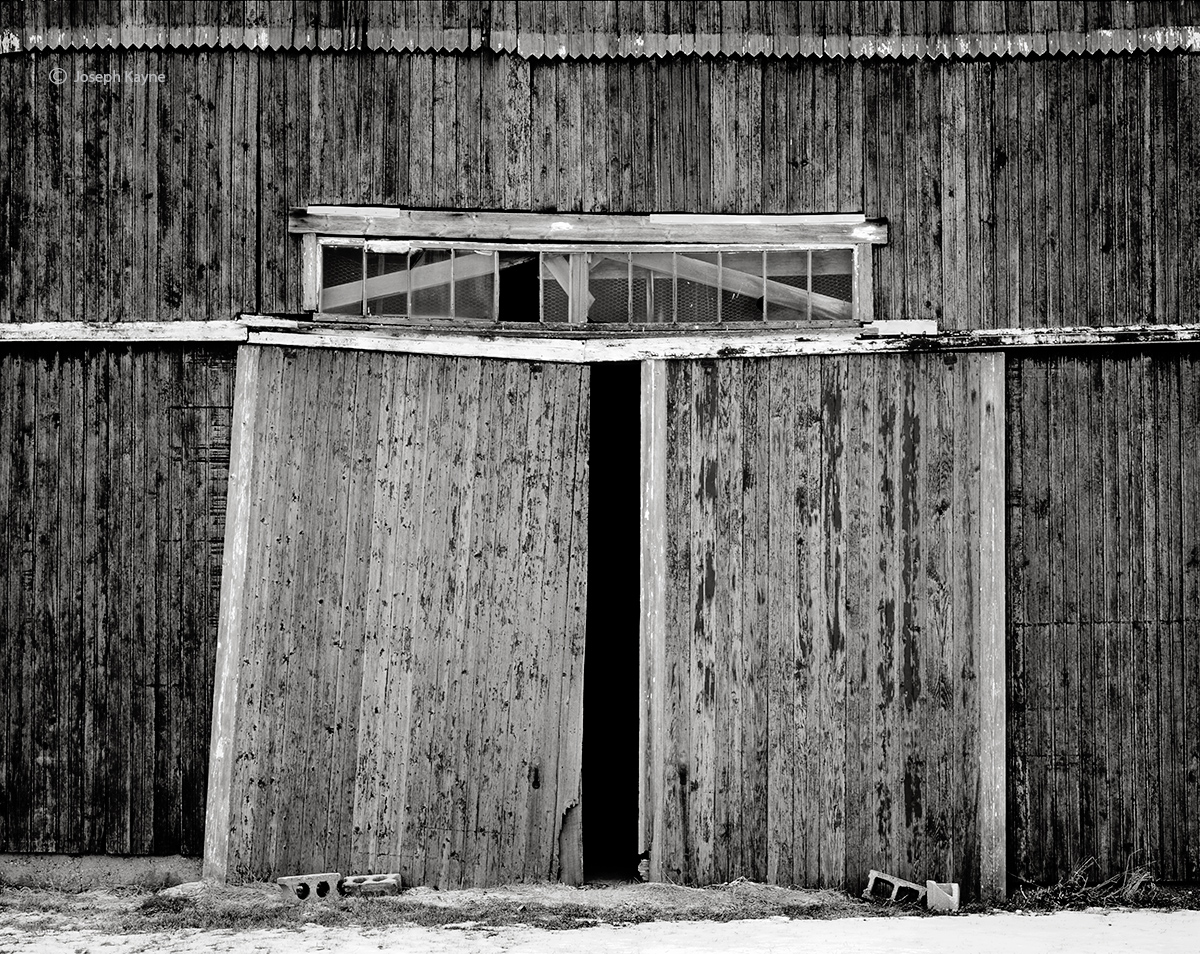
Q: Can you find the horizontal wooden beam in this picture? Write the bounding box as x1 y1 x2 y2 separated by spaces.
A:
244 320 1200 362
0 318 304 344
289 208 889 245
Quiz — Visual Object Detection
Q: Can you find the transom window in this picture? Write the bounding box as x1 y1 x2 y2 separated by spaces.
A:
292 210 887 332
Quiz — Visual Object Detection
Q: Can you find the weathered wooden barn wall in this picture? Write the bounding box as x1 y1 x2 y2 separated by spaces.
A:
646 352 1002 896
206 346 590 886
2 49 1197 330
0 345 234 855
1007 349 1200 883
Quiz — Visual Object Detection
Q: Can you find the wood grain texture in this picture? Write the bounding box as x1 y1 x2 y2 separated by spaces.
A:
0 345 235 856
1 52 1194 331
650 353 991 897
1007 349 1200 884
211 346 590 885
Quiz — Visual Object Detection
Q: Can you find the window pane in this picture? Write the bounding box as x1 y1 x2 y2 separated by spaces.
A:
810 248 854 322
498 252 540 322
540 253 570 323
453 250 496 320
720 251 765 322
764 250 810 322
674 252 721 324
588 253 631 324
364 252 408 316
321 247 364 315
408 248 453 318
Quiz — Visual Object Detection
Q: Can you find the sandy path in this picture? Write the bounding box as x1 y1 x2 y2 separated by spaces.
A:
3 909 1198 954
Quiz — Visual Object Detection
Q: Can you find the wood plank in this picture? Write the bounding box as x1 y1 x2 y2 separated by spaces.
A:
376 354 425 873
690 359 718 882
896 353 924 881
8 353 35 851
952 352 981 894
255 346 317 876
661 360 692 882
823 354 854 886
712 358 743 880
765 357 796 884
128 353 153 854
326 353 384 871
1097 356 1119 873
230 345 287 878
107 348 133 854
400 354 454 885
247 323 1200 364
554 363 589 886
471 359 527 884
61 353 86 851
1045 357 1069 870
449 358 499 882
0 322 250 342
290 209 889 245
202 345 262 878
1157 357 1184 876
978 351 1006 900
741 357 770 881
941 63 968 329
430 358 487 886
873 354 902 878
640 359 668 875
521 362 577 880
346 352 398 870
503 364 553 884
30 354 59 850
408 53 434 206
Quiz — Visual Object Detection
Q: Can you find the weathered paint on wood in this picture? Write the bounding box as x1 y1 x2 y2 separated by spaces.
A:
645 353 998 898
2 52 1197 333
0 345 234 855
1007 349 1200 883
208 346 590 886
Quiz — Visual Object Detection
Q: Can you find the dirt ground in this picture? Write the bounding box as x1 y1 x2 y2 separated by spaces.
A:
0 880 1198 953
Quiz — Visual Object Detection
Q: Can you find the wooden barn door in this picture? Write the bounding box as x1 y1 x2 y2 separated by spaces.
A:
204 346 590 887
1007 351 1200 884
641 354 1006 899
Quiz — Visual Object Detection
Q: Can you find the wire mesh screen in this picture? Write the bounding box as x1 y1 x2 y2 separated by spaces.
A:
452 251 496 320
588 254 632 324
811 249 854 305
540 254 570 322
321 247 364 315
365 252 408 316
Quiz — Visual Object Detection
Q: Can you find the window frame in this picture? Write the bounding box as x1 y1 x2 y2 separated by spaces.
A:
293 210 888 334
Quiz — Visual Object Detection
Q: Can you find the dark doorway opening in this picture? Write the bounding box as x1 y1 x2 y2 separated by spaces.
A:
582 361 641 882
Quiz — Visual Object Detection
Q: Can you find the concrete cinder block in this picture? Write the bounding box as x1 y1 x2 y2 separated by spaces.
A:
277 871 342 900
862 869 928 904
925 880 961 912
341 873 402 896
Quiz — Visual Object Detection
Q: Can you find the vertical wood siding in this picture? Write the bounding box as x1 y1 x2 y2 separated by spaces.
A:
0 345 233 855
214 347 590 885
1007 350 1200 883
1 51 1196 330
650 353 994 896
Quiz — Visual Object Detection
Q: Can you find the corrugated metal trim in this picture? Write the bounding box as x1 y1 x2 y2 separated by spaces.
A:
3 22 1199 58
